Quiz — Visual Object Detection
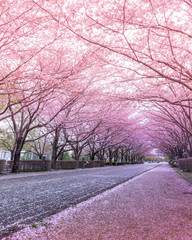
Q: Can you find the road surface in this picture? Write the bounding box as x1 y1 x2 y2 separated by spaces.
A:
0 163 158 238
4 164 192 240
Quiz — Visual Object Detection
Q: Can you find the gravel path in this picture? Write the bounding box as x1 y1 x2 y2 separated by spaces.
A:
3 164 192 240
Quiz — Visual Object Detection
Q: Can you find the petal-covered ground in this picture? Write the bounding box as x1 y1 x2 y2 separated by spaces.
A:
4 164 192 240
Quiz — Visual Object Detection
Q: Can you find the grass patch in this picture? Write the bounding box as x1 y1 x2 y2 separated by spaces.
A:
31 223 37 228
105 162 143 166
20 169 49 172
56 167 75 170
30 219 51 228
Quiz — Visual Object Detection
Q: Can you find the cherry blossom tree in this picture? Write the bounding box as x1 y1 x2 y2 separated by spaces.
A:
27 1 192 160
7 57 95 173
2 0 191 165
144 89 192 159
63 0 192 91
48 121 69 169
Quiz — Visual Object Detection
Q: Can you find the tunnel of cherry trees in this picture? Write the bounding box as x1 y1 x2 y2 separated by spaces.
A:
0 0 191 172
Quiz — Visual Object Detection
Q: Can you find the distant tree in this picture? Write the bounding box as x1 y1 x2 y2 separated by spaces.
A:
23 128 51 160
0 124 15 161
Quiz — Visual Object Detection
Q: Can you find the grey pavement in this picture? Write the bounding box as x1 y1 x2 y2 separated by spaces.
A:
9 163 192 240
0 164 158 238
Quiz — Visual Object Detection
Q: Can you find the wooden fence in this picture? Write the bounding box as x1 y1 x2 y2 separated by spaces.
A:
0 160 6 173
172 157 192 171
0 159 106 172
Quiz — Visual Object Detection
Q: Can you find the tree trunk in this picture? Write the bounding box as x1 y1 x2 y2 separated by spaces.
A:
73 151 79 168
51 148 57 169
108 148 113 165
114 149 119 163
120 150 124 163
90 154 95 161
74 147 82 168
51 128 59 169
97 149 105 161
12 150 21 173
11 137 24 173
10 150 14 162
125 153 128 163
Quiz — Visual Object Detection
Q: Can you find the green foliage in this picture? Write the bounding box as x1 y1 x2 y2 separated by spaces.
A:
31 223 37 228
62 152 71 160
37 219 51 227
170 162 176 168
0 127 15 151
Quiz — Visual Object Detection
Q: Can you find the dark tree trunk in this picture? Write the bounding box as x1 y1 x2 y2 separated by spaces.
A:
12 149 21 173
90 154 95 161
51 147 57 169
96 149 105 161
11 137 24 173
114 149 119 163
73 147 83 168
124 154 127 163
121 149 125 162
108 148 113 165
51 128 59 169
12 153 20 173
74 150 79 168
10 150 14 162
